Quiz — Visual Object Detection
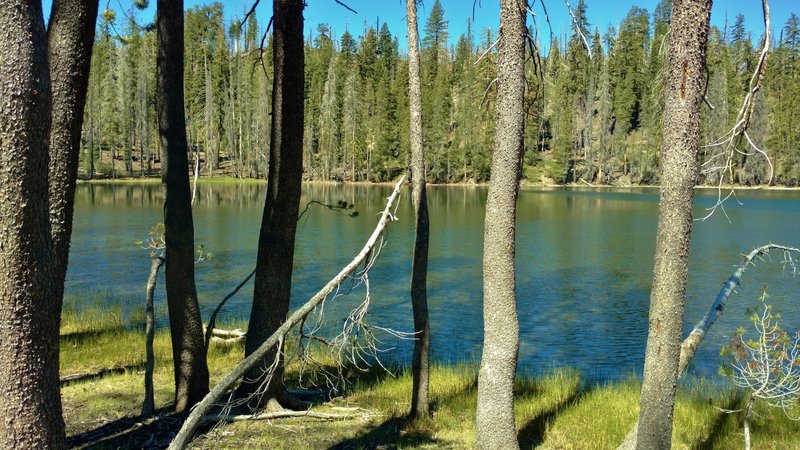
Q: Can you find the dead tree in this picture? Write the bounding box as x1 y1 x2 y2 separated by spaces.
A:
168 178 405 450
142 256 165 418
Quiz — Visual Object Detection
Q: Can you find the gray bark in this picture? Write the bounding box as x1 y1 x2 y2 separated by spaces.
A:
635 1 712 449
142 257 164 418
476 1 526 449
239 0 305 410
0 1 64 447
406 0 431 420
157 0 210 414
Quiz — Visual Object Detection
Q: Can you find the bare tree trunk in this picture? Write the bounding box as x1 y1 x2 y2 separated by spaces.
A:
142 257 165 418
157 0 209 414
476 1 526 449
238 0 305 411
406 0 431 420
0 1 64 447
48 0 99 297
635 1 712 449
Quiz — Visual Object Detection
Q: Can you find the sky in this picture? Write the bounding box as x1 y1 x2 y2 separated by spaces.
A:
42 0 798 53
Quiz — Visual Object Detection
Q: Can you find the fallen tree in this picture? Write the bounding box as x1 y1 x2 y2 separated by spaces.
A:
168 177 405 450
619 243 799 449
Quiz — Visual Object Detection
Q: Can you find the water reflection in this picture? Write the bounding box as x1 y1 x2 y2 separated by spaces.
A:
68 183 800 382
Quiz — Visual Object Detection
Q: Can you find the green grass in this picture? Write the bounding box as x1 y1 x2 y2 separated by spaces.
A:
59 311 800 449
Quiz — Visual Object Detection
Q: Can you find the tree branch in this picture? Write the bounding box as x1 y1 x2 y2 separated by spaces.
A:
169 177 405 450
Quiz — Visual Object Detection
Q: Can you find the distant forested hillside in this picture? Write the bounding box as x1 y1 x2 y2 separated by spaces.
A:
80 0 800 185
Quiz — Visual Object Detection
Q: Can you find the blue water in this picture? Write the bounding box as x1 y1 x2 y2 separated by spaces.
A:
66 183 800 382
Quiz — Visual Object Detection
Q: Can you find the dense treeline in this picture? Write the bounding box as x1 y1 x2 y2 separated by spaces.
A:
80 0 800 185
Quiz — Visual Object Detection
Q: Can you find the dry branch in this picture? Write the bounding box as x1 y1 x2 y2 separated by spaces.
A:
699 0 772 219
168 177 405 450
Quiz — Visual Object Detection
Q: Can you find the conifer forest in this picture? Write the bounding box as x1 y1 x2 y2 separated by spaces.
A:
83 0 800 185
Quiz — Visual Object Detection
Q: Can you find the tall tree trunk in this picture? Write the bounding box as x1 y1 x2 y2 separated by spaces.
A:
476 1 526 448
238 0 305 411
48 0 99 316
0 1 64 447
635 1 712 449
406 0 431 420
157 0 209 414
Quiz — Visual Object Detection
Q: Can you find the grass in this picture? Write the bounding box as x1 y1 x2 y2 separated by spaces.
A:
59 311 800 449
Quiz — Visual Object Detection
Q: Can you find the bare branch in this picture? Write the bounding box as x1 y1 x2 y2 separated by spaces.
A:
333 0 358 14
475 37 500 66
563 0 592 59
169 177 406 450
700 0 772 219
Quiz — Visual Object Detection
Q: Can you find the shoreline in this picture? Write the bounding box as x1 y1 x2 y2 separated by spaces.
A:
76 176 800 191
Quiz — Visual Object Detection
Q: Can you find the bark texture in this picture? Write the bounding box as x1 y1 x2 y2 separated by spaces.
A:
0 1 65 447
47 0 99 294
635 1 712 448
239 0 305 409
143 257 164 417
475 1 526 448
157 0 209 414
406 0 431 419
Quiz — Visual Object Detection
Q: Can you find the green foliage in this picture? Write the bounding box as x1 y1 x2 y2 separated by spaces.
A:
78 4 800 186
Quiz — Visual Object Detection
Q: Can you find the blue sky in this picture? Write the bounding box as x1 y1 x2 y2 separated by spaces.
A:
43 0 797 51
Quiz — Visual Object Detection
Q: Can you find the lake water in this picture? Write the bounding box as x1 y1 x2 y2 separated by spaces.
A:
67 182 800 382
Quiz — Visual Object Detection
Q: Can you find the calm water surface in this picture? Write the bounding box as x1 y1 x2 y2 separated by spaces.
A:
67 183 800 382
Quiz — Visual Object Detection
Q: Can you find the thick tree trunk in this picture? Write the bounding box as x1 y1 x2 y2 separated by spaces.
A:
476 1 526 449
157 0 210 414
239 0 305 410
406 0 431 420
0 1 65 447
47 0 99 352
635 1 712 449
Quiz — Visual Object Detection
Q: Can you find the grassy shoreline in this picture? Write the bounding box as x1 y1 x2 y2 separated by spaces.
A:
60 312 800 449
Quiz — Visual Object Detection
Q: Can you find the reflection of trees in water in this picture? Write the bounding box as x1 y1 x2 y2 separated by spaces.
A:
69 184 800 382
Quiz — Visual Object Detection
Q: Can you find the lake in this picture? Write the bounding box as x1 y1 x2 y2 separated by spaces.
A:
66 182 800 382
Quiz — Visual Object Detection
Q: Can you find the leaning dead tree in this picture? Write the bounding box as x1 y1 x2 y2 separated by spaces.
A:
168 178 405 450
618 243 800 449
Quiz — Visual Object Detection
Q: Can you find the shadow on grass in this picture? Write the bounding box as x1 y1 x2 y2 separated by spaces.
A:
60 327 126 345
284 362 401 402
327 416 438 450
60 363 145 387
517 384 589 449
694 394 742 450
67 407 177 450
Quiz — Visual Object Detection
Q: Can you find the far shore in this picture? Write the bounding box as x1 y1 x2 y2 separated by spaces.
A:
76 175 800 191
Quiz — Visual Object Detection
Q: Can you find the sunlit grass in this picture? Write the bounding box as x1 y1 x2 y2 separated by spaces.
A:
60 310 800 449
